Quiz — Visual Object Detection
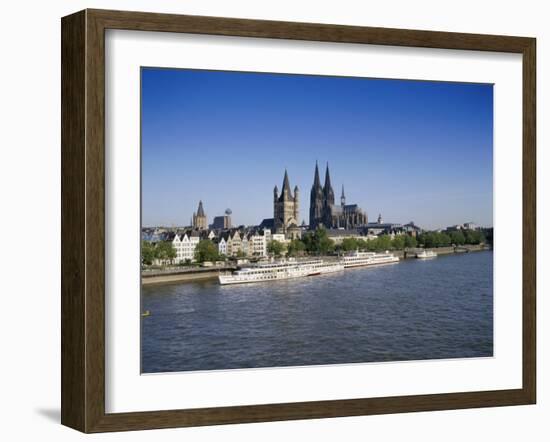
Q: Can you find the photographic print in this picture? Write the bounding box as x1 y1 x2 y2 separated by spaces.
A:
140 68 494 374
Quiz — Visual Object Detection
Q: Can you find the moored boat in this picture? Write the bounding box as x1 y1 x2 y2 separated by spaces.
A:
218 258 344 285
416 250 437 259
339 250 399 268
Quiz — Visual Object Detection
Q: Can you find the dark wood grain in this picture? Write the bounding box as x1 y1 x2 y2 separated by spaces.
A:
522 38 536 403
61 10 86 431
61 9 537 433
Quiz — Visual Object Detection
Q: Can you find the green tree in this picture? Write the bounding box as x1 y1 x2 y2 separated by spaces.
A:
141 241 155 266
302 227 335 255
154 241 177 264
287 239 306 256
267 240 285 257
419 232 435 248
449 230 465 246
366 238 378 251
477 231 486 244
314 227 335 254
404 235 417 248
391 235 405 250
194 239 220 262
301 231 314 252
463 230 485 245
341 237 359 251
377 234 392 251
438 232 451 247
356 238 368 250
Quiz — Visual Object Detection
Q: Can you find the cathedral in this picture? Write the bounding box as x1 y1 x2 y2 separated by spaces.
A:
273 170 300 236
309 162 368 229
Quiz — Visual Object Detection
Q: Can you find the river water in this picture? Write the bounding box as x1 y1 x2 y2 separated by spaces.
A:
141 251 493 373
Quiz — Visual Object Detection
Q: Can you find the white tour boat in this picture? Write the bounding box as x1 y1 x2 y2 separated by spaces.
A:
339 250 399 268
416 250 437 259
218 258 344 285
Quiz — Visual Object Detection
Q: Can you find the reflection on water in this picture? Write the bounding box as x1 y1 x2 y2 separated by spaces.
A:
141 251 493 373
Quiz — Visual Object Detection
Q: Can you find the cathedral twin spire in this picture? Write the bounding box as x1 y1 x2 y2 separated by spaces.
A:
309 162 367 229
311 161 334 190
311 161 335 200
309 161 336 228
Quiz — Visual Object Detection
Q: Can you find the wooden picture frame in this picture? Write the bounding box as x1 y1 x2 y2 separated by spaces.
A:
61 8 536 433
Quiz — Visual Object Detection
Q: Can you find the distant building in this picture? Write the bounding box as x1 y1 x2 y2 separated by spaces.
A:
273 170 300 235
259 218 275 231
365 213 403 237
192 200 207 230
403 221 422 237
204 230 216 240
210 208 232 230
325 228 368 245
309 162 367 230
447 224 463 231
211 215 231 229
463 222 479 230
271 233 286 243
447 222 479 231
141 227 167 242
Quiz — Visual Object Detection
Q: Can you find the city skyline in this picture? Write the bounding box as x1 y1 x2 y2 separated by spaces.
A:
142 68 493 230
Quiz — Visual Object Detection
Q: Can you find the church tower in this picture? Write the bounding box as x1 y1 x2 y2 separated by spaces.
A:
309 161 324 229
274 170 299 233
192 200 207 230
341 185 346 207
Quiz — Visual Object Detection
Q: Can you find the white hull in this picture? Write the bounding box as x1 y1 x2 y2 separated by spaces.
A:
340 252 399 269
343 259 399 269
416 251 437 259
219 260 344 285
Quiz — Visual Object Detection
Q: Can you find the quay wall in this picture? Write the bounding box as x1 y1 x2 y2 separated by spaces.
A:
402 244 488 259
142 267 234 285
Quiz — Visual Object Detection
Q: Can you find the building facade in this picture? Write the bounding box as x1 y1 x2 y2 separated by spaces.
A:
309 163 368 230
171 230 200 263
249 230 268 257
273 170 299 234
217 236 228 256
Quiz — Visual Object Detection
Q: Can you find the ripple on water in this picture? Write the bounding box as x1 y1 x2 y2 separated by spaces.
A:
141 251 493 373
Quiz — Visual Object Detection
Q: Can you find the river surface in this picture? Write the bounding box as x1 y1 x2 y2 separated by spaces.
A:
141 251 493 373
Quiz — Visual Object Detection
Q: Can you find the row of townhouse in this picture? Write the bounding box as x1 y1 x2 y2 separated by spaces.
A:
216 228 273 258
158 227 275 263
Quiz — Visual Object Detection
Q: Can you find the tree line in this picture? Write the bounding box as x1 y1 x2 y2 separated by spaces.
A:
141 240 176 266
417 229 485 248
270 227 486 257
142 227 487 265
268 228 418 257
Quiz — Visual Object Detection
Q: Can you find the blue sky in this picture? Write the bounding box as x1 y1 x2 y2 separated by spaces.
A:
141 68 493 230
